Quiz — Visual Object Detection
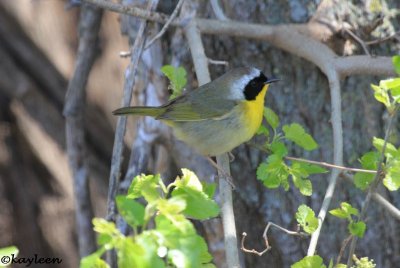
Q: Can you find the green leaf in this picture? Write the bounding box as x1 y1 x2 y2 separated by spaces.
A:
359 151 380 170
269 141 288 157
354 172 375 191
80 248 108 268
257 155 289 189
93 218 118 235
329 202 359 219
292 175 312 196
97 233 113 248
392 55 400 75
383 163 400 191
371 83 391 108
157 197 187 227
173 169 203 191
155 215 213 267
202 182 217 199
354 151 379 190
348 221 366 238
380 78 400 101
264 107 280 129
291 255 326 268
116 195 145 228
117 238 147 268
296 205 319 234
0 246 18 258
133 232 166 268
127 174 161 202
171 169 219 220
172 188 219 220
161 65 187 99
283 123 318 151
379 78 400 90
257 124 269 136
290 162 325 196
340 202 359 216
329 208 348 219
372 137 398 158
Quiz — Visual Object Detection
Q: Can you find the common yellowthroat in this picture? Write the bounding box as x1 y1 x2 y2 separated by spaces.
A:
113 67 278 156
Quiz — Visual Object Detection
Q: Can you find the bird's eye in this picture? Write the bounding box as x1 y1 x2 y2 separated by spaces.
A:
250 81 257 87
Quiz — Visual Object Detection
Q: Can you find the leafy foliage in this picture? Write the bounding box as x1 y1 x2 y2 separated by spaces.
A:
353 152 379 190
256 108 326 196
329 202 366 238
353 137 400 191
295 205 319 234
370 57 400 114
161 65 187 99
81 169 218 268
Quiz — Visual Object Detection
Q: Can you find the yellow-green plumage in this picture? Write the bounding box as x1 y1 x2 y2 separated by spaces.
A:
113 67 278 156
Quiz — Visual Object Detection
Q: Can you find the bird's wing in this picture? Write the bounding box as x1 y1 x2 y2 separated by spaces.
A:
156 86 238 121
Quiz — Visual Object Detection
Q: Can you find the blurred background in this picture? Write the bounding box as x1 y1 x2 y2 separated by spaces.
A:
0 0 399 267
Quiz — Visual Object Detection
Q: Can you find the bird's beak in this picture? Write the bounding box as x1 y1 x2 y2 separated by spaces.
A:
265 77 280 84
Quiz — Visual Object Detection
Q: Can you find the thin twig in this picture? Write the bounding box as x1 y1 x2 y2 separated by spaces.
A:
184 17 240 267
308 70 343 256
336 235 352 265
250 142 375 174
241 222 308 256
347 105 399 267
285 156 377 174
365 31 400 45
241 232 271 256
144 0 185 50
63 4 102 257
342 27 371 56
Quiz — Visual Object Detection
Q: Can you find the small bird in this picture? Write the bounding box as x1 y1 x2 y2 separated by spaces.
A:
113 67 278 156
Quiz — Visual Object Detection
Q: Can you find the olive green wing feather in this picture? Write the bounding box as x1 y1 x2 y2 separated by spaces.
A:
156 86 237 121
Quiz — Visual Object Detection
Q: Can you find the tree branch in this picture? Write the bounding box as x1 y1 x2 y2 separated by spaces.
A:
144 0 185 50
285 156 376 174
184 18 240 267
83 0 173 25
107 0 159 222
308 70 343 256
81 0 396 79
63 4 102 257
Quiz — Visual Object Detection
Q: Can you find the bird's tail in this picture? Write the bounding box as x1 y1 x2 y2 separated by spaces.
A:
112 106 165 118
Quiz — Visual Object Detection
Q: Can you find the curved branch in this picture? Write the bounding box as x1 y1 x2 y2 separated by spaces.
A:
307 70 343 256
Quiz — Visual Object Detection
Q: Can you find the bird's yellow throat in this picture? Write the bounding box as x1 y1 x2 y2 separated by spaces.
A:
241 84 269 136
